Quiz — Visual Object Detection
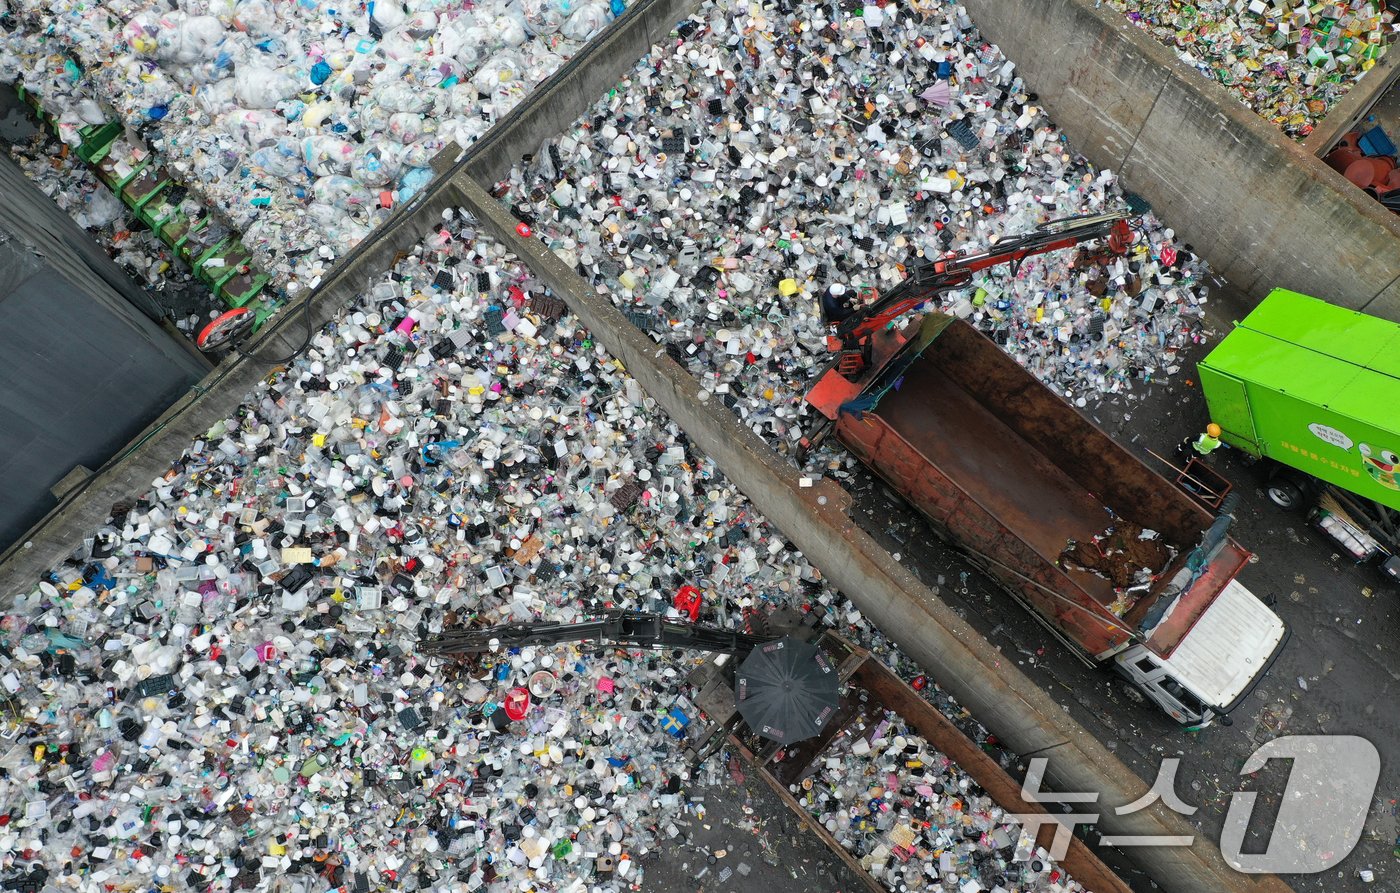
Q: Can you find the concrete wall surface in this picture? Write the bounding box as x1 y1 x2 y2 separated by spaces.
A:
961 0 1400 319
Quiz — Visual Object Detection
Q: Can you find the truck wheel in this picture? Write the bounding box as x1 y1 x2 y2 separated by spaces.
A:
1119 679 1145 704
1266 478 1303 510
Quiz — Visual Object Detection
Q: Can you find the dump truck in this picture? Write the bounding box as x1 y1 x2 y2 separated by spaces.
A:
800 219 1288 726
1199 288 1400 584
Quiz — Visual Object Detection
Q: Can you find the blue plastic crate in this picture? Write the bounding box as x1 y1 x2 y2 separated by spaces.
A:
1359 124 1396 157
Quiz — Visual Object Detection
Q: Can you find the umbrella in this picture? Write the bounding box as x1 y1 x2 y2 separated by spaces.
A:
919 81 951 108
735 636 841 744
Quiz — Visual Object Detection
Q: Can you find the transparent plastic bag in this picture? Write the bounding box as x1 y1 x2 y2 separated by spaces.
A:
561 1 609 40
472 51 524 93
386 111 432 144
250 137 306 179
301 134 356 173
220 108 287 148
233 65 299 108
349 145 401 186
521 0 565 35
311 174 367 209
376 81 434 114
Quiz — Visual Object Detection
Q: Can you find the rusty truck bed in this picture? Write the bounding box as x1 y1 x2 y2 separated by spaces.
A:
815 317 1245 660
876 363 1122 607
685 625 1134 893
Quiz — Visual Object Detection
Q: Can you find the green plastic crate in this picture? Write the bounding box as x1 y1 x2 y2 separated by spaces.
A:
218 271 269 309
133 181 176 229
143 194 185 235
193 237 235 288
158 212 192 247
175 218 221 266
100 156 148 193
119 164 167 210
76 121 122 163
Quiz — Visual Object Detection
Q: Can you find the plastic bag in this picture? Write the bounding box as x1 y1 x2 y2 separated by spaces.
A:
378 31 424 62
472 51 524 93
493 81 529 117
521 0 565 35
439 116 490 149
74 187 124 230
447 82 485 118
376 81 434 114
439 19 486 69
356 99 392 136
398 166 435 201
220 109 287 148
194 78 238 115
312 174 368 210
163 15 225 66
303 200 370 248
350 145 401 186
387 111 433 144
490 9 530 47
122 14 162 57
561 2 609 40
397 139 443 169
251 138 307 179
231 0 279 37
370 0 408 32
402 10 439 38
234 65 299 109
301 134 356 173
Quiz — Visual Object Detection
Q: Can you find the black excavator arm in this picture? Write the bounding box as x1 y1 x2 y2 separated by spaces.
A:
420 610 774 657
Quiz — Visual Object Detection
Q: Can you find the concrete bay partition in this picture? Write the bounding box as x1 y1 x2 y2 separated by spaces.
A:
960 0 1400 318
453 175 1291 893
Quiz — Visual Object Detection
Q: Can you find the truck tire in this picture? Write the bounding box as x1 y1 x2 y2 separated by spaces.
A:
1119 678 1146 704
1266 474 1304 510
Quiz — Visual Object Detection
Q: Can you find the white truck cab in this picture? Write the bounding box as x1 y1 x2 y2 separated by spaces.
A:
1114 579 1289 727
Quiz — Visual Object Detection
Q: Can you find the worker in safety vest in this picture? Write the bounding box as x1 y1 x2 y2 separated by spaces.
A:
1194 423 1223 455
1178 423 1223 462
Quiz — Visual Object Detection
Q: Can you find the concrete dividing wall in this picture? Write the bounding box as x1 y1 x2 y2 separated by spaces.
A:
960 0 1400 318
453 174 1294 893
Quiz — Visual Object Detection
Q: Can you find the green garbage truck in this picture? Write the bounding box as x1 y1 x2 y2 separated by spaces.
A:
1197 288 1400 583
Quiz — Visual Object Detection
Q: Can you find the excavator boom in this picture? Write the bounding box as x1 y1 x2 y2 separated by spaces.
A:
823 213 1133 353
421 610 774 657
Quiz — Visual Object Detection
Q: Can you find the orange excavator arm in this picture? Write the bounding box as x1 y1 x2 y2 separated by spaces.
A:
820 212 1135 356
